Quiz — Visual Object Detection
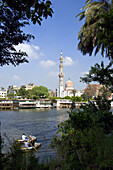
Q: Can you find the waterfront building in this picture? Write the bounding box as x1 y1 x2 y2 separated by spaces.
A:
0 100 13 110
0 90 7 98
36 99 52 108
52 99 88 109
0 98 52 110
53 99 72 108
13 99 37 109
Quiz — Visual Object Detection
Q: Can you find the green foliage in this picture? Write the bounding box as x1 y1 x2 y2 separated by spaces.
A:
76 0 111 57
51 96 83 102
81 93 88 101
72 96 82 102
99 86 111 99
64 96 72 99
32 86 49 98
50 98 113 169
50 97 61 102
80 61 113 94
0 136 49 170
84 60 113 85
0 138 9 170
18 88 27 99
0 0 53 66
9 86 50 99
97 9 113 59
26 90 33 99
7 92 15 99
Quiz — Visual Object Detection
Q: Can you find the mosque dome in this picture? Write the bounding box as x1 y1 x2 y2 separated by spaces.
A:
65 80 73 91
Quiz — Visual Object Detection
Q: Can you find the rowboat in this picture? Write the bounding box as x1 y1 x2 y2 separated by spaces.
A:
21 142 42 151
15 135 37 144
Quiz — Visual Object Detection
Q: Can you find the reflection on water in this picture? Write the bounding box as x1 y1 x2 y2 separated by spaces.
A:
0 108 69 160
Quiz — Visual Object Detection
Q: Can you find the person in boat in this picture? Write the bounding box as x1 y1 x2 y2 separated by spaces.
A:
22 134 28 141
30 139 35 147
24 141 30 148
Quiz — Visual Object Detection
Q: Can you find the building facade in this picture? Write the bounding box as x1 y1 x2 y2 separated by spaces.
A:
21 83 36 91
7 85 20 94
0 90 7 98
0 100 13 110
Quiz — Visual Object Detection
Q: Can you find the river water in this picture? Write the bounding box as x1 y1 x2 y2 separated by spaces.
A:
0 108 69 160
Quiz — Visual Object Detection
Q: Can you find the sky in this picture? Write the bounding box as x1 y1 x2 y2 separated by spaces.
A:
0 0 109 91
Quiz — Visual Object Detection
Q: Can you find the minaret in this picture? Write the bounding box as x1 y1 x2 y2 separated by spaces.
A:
59 52 64 97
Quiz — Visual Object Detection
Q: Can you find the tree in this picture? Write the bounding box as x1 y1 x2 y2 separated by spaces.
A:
7 92 14 99
50 2 113 168
18 88 27 98
51 100 113 169
80 61 113 92
0 0 53 66
76 0 112 57
32 86 49 98
96 9 113 59
81 93 88 101
98 86 111 99
84 84 103 99
26 90 33 99
0 136 48 170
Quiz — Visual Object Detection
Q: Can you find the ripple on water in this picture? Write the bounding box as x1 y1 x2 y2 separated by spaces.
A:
0 108 69 160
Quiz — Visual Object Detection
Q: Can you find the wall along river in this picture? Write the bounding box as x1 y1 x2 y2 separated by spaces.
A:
0 108 69 161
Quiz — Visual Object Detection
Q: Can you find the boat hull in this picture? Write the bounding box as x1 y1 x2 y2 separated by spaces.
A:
21 142 42 151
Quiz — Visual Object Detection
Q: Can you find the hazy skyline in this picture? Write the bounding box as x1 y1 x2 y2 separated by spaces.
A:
0 0 109 91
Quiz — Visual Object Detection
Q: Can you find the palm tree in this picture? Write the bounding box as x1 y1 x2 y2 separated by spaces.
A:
112 0 113 8
76 0 112 57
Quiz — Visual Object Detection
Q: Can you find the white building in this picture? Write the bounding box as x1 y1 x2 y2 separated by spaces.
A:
21 83 36 91
36 99 52 108
62 80 74 97
0 90 7 98
53 99 72 108
75 90 84 97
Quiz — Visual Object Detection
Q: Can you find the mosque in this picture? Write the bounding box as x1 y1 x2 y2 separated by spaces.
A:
57 52 74 98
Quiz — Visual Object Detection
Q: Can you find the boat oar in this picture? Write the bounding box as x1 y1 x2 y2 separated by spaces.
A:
29 142 38 152
33 146 38 152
